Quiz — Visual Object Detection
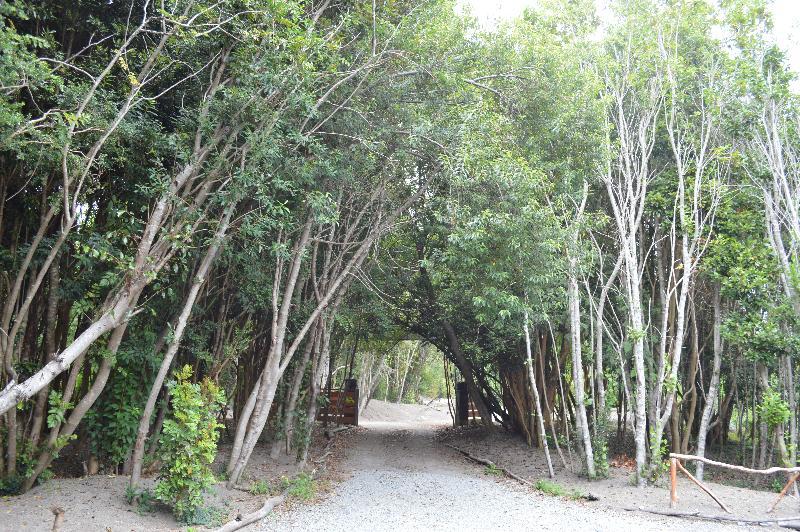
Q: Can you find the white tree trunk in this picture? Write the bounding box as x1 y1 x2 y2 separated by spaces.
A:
569 273 595 477
696 284 723 481
524 312 555 478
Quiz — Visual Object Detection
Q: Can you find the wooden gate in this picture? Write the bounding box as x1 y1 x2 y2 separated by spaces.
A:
318 379 359 426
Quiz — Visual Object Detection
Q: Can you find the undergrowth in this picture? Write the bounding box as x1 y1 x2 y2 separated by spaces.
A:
534 479 585 500
483 463 503 476
249 479 271 495
281 472 316 501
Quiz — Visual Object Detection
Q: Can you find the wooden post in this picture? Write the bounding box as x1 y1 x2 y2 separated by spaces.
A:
455 382 468 426
768 471 800 513
353 385 360 426
51 507 65 532
676 460 731 513
670 458 678 509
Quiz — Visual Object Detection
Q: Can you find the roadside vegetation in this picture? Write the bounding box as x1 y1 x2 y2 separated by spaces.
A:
0 0 799 523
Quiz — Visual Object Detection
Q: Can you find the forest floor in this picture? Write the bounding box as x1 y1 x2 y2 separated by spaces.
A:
3 402 799 531
0 426 350 531
260 400 782 531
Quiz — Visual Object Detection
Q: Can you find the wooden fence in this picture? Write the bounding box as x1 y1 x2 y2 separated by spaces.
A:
317 380 359 426
669 452 800 514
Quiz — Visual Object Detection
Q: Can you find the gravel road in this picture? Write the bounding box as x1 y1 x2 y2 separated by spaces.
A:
260 407 746 532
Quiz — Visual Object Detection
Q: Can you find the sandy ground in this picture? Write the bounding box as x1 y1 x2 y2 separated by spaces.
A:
0 430 336 532
261 400 760 531
439 425 800 525
4 400 798 531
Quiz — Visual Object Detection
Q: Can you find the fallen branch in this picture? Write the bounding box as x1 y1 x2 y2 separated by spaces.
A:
623 506 800 526
214 494 287 532
214 426 347 531
444 443 598 501
311 450 334 464
324 425 352 439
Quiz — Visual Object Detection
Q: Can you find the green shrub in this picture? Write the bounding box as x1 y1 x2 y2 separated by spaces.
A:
483 463 503 476
534 479 585 500
154 366 225 523
281 472 316 501
647 429 670 483
0 437 46 495
125 486 157 515
249 479 270 495
535 479 567 496
758 387 790 428
85 335 159 468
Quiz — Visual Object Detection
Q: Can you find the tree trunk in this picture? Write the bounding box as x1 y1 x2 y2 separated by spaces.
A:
696 284 722 481
272 325 317 458
680 301 701 454
595 253 623 425
129 208 232 490
569 273 595 477
442 321 493 428
524 312 554 478
29 257 61 448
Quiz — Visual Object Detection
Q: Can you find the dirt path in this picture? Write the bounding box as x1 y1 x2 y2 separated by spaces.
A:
260 401 744 531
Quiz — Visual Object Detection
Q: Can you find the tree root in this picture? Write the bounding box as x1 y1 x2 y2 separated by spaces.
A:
444 443 598 501
623 506 800 528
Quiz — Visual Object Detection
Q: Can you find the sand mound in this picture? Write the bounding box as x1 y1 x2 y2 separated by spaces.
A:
361 398 451 425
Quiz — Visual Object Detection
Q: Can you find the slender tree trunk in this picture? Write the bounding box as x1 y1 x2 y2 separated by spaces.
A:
680 301 700 454
569 273 595 477
360 346 391 412
297 318 331 468
696 284 722 481
524 312 554 478
650 241 691 474
272 325 317 457
625 247 648 486
129 208 232 490
442 321 493 427
595 253 622 425
396 345 413 404
785 355 797 466
29 257 61 448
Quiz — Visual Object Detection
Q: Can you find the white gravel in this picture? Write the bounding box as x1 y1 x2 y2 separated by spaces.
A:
260 403 746 532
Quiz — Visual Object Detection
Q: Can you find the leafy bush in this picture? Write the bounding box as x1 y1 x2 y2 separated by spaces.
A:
85 366 145 467
85 334 158 468
758 387 791 428
0 436 46 495
249 479 270 495
592 409 610 479
281 472 316 501
647 429 670 483
535 479 567 496
125 486 157 515
593 439 609 479
154 366 225 523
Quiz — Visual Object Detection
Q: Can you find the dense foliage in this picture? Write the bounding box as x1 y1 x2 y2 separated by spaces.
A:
0 0 799 516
